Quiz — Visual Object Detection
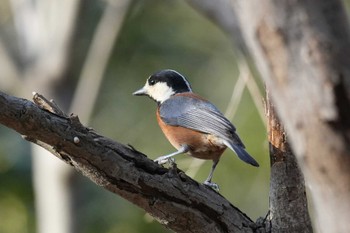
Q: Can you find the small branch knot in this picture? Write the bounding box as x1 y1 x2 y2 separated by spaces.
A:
32 92 68 117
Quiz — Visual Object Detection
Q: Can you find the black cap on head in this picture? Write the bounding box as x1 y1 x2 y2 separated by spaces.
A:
148 69 192 93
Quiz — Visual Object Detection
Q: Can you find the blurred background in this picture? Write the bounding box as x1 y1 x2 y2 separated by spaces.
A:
0 0 268 232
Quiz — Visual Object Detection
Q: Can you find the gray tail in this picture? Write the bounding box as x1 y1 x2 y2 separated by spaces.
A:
224 141 259 167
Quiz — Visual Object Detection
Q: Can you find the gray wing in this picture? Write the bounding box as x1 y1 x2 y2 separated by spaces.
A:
159 95 245 148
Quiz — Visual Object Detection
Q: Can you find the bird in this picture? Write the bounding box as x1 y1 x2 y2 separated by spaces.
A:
133 69 259 189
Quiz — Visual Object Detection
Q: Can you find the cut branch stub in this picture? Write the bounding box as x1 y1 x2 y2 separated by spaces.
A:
266 90 312 233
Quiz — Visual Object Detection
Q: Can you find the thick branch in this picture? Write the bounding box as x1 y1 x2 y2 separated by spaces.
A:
0 91 261 233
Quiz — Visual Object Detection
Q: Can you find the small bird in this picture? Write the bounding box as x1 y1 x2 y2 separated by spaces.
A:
133 69 259 188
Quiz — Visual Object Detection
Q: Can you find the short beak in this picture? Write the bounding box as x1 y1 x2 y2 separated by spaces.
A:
132 87 147 96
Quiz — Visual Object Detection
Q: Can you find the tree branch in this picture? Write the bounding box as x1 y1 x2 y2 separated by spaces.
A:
0 91 262 233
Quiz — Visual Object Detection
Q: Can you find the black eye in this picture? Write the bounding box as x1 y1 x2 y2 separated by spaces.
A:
149 79 156 85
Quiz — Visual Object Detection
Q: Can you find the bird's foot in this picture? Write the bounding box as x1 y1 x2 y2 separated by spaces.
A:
154 156 176 166
203 180 220 192
154 146 188 165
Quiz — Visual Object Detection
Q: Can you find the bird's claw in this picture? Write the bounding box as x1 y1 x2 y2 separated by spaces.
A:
167 158 176 167
203 181 220 192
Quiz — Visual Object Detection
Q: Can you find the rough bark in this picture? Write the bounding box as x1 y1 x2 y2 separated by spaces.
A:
0 91 263 233
229 1 350 232
266 91 312 233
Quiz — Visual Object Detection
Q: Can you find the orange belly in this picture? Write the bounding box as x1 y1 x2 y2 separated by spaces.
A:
156 110 226 161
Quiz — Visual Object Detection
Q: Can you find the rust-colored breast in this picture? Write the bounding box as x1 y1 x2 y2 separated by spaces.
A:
156 107 226 161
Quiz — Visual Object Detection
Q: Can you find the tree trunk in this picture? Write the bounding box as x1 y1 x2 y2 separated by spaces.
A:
230 1 350 232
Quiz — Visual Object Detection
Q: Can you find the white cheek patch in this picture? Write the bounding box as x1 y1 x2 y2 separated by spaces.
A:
148 82 175 103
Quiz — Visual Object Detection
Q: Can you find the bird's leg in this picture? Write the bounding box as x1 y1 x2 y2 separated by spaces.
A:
154 145 189 165
203 159 220 191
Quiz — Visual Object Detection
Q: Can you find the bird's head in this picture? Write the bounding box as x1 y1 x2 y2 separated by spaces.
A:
133 69 192 104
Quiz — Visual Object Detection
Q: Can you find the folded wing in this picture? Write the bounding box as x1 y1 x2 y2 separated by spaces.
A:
160 95 259 167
